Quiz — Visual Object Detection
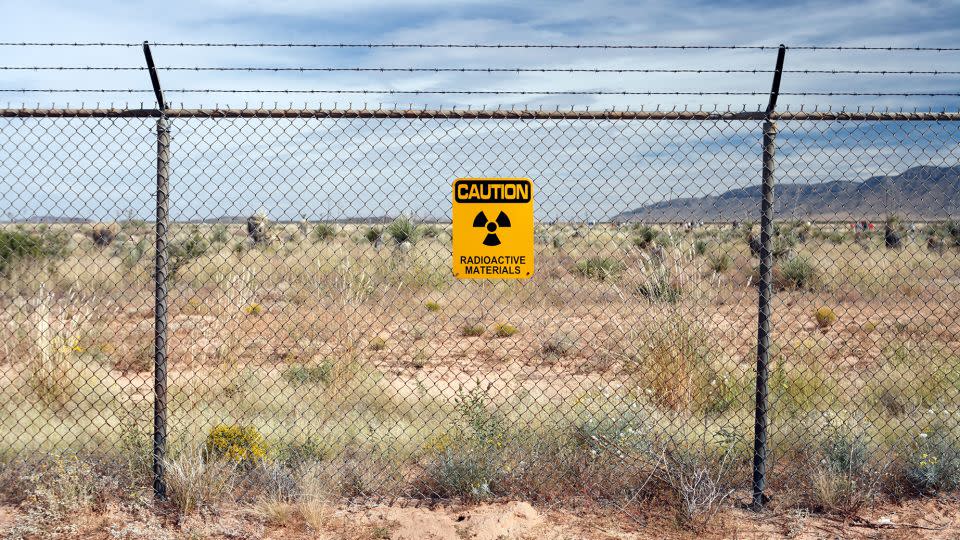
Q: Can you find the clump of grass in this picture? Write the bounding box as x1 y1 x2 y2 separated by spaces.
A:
461 321 486 337
775 256 820 291
708 253 731 274
693 238 709 256
164 450 238 515
312 223 336 242
771 362 840 415
868 343 960 416
204 425 269 466
385 215 421 245
27 291 123 410
368 337 387 351
282 360 334 385
493 323 518 338
575 257 625 281
425 301 441 312
243 302 264 316
633 315 725 412
815 307 838 329
651 440 739 529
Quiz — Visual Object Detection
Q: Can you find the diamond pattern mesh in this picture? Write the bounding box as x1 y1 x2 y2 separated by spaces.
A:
0 111 957 501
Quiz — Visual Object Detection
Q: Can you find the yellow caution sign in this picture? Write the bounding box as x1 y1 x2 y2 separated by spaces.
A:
452 178 534 279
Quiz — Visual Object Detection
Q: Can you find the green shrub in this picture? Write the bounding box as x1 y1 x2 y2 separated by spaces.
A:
312 223 336 242
276 437 330 469
204 425 268 466
804 426 882 514
0 230 66 275
282 360 334 385
365 226 383 244
425 301 441 312
632 226 659 249
169 232 209 277
386 216 421 244
575 257 625 281
210 224 230 244
905 429 960 494
421 385 507 499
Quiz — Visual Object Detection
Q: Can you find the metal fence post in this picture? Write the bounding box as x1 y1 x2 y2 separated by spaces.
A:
153 114 170 499
753 44 785 510
144 41 170 500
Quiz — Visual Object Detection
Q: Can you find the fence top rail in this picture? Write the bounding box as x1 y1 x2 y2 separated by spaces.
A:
2 107 960 121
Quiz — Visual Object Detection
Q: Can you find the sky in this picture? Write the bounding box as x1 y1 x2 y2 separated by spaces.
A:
0 0 959 221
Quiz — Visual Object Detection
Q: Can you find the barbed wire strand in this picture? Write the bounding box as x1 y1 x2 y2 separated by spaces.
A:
3 66 960 75
0 42 958 51
3 88 960 96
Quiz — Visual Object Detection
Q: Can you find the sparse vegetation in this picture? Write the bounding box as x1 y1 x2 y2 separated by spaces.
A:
815 307 838 329
493 323 518 338
575 256 625 281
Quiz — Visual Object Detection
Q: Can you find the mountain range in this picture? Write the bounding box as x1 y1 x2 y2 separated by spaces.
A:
614 165 960 222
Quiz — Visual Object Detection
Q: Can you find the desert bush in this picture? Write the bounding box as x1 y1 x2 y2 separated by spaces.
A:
243 302 264 316
164 450 238 514
89 223 118 247
312 223 336 242
386 215 421 245
276 437 330 470
904 429 960 494
364 226 383 244
803 425 884 515
369 337 387 350
208 224 229 244
771 363 839 415
421 384 507 499
0 229 66 276
247 212 270 244
169 232 209 277
815 307 838 329
542 331 579 358
11 454 99 536
493 323 518 338
282 360 334 385
204 424 269 466
575 256 625 281
632 225 659 249
651 440 739 529
425 300 441 312
869 343 960 415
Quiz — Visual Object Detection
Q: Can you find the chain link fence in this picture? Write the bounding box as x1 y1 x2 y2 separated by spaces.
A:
0 108 957 508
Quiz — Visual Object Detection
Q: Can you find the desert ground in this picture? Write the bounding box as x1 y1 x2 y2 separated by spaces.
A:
0 216 958 538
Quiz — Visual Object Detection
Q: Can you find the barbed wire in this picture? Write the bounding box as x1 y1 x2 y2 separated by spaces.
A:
3 66 960 75
3 88 960 96
0 42 958 51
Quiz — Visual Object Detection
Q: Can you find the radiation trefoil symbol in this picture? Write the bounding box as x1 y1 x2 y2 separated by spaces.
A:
472 210 511 246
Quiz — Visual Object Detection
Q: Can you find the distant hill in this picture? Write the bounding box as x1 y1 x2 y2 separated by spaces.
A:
614 165 960 222
12 215 90 224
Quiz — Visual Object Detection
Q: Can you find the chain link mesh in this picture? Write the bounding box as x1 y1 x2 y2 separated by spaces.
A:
0 110 957 503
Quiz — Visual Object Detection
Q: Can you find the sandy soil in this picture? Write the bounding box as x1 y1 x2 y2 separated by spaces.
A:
1 496 959 540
